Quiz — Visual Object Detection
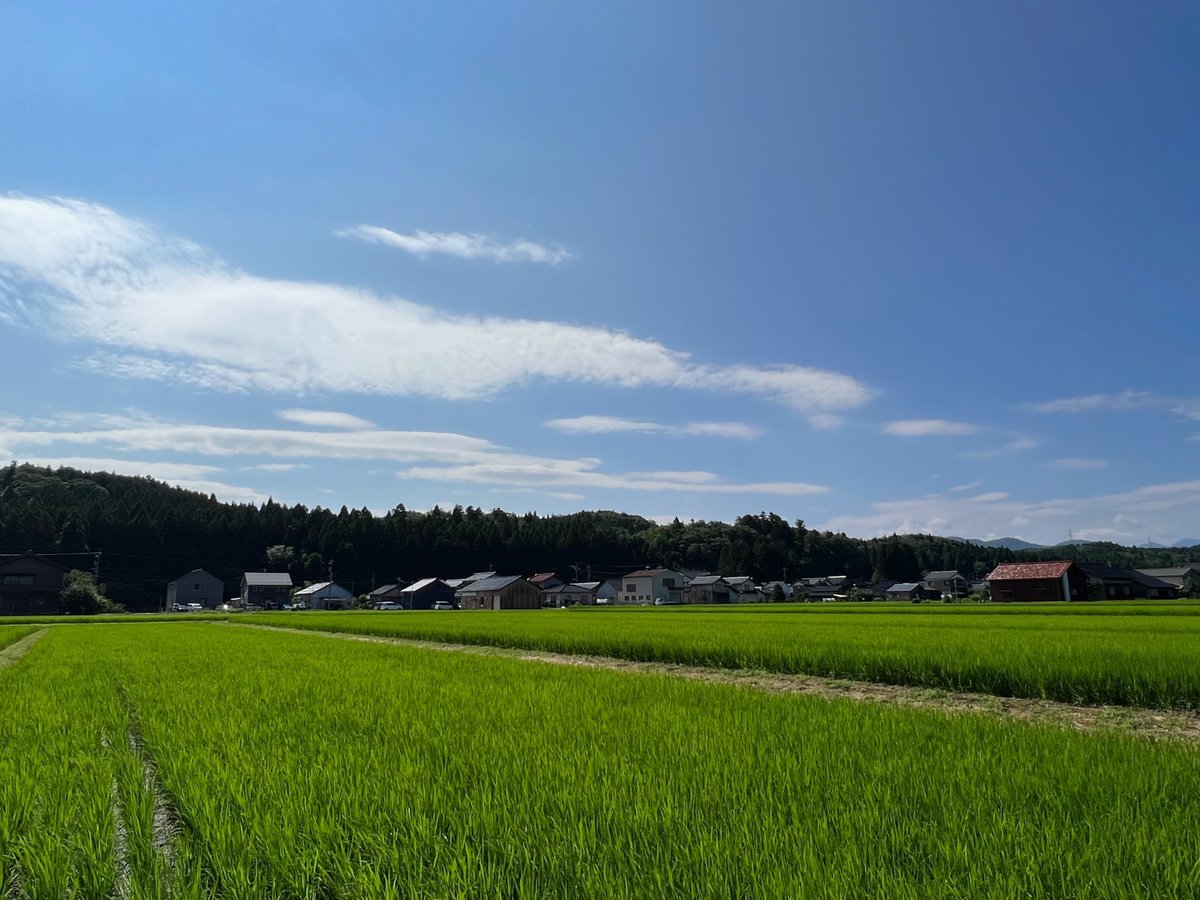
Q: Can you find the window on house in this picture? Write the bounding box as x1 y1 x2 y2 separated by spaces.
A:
625 583 635 593
2 575 34 585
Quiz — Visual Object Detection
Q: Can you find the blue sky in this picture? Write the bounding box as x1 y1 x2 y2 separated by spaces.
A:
0 1 1198 545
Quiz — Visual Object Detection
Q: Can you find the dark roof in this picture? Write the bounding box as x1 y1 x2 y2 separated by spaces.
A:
987 561 1075 580
529 572 561 585
623 567 682 578
924 570 964 580
1136 566 1200 578
687 575 727 587
457 575 524 593
368 584 399 597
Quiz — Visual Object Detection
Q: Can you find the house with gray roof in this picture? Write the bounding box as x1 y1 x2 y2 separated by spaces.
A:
456 575 541 610
240 571 293 608
1135 565 1200 596
167 568 226 610
685 575 730 604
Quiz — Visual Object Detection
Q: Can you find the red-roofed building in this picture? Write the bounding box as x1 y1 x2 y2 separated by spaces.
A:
985 561 1089 603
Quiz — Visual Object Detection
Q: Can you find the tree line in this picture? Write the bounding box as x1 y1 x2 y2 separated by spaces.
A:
0 463 1194 611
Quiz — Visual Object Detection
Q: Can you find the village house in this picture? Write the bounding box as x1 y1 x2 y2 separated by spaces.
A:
0 552 68 616
1135 565 1200 597
529 572 566 592
166 568 225 609
456 575 541 610
293 581 354 610
724 576 764 603
922 570 969 598
986 561 1089 603
240 572 293 609
618 568 686 605
685 575 731 604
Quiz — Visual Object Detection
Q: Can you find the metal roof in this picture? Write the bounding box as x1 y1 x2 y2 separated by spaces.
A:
293 581 351 597
623 567 682 578
368 584 399 596
456 574 524 593
1136 566 1200 578
243 572 293 586
887 582 921 592
924 570 963 580
986 561 1075 580
400 577 446 593
687 575 727 586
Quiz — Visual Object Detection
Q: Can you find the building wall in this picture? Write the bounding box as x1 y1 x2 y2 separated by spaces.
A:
400 582 455 610
990 571 1088 602
0 555 67 615
167 570 225 608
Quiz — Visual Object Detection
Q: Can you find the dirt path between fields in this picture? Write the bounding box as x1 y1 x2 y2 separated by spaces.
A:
0 628 46 671
231 623 1200 744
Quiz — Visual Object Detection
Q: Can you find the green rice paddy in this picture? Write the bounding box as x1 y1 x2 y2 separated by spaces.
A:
1 622 1199 897
256 604 1200 708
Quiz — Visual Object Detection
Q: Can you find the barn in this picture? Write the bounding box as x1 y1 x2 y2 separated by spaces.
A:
985 561 1089 602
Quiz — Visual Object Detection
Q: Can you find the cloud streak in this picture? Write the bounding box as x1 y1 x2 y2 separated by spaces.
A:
0 196 873 415
0 413 827 499
545 415 762 440
338 224 571 265
883 419 979 437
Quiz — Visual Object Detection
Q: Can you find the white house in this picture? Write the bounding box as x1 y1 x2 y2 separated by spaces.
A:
618 568 687 605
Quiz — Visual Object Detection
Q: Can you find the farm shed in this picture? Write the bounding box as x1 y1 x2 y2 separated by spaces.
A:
0 551 68 615
985 561 1089 603
166 568 225 609
293 581 354 610
923 570 969 597
456 575 541 610
397 577 456 610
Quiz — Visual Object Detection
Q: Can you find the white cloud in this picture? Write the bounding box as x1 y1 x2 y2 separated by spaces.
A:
1047 457 1109 470
949 481 983 493
0 196 872 414
960 434 1039 459
817 478 1200 545
966 491 1008 503
1020 390 1163 414
241 463 310 472
278 409 376 430
883 419 979 437
0 413 826 498
338 225 571 265
545 415 762 440
806 413 845 431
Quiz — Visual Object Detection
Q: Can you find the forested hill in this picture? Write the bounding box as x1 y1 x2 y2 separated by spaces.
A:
0 463 1196 611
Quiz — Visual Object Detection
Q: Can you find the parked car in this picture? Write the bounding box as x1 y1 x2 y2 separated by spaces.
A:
432 600 454 610
377 601 403 610
654 597 681 606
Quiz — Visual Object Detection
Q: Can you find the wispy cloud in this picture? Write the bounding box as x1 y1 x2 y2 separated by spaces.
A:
545 415 761 440
0 196 873 415
883 419 979 437
278 409 376 430
1047 457 1109 470
949 481 983 493
1019 390 1163 414
960 434 1039 459
337 224 571 265
0 412 826 499
818 479 1200 545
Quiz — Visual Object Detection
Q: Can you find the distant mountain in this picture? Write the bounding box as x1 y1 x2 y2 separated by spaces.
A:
1055 539 1095 547
1137 541 1167 549
1172 539 1200 549
948 536 1046 551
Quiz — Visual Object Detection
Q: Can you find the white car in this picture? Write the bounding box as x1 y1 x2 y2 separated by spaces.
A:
432 600 454 611
377 601 403 611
